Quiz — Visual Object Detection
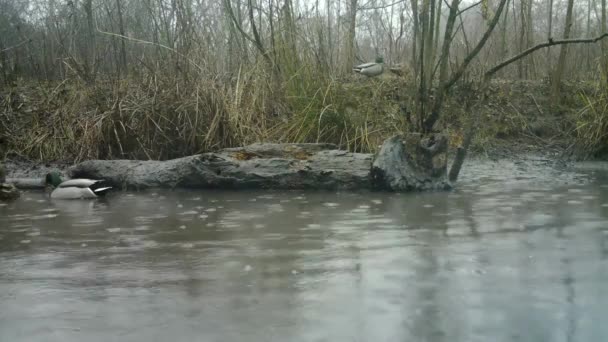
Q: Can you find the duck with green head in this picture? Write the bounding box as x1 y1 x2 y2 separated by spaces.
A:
45 171 112 199
353 56 384 77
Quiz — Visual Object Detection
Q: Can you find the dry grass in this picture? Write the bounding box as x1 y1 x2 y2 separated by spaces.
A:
0 63 411 162
572 80 608 158
2 70 603 163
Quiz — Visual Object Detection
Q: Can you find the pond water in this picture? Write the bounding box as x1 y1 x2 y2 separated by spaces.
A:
1 158 608 342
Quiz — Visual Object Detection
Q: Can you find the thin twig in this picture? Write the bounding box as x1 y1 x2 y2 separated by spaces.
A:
358 0 407 10
0 39 32 53
95 29 205 73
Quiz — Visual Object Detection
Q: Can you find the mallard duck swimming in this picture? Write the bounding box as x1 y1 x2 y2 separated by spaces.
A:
45 172 112 199
353 56 384 77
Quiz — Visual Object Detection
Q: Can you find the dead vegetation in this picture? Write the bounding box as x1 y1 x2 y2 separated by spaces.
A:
1 74 605 163
0 69 410 162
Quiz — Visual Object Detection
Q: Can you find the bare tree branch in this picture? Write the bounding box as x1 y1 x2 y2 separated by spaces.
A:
423 0 508 132
449 32 608 183
458 1 482 15
443 0 508 90
0 39 32 53
485 33 608 80
358 0 407 11
96 29 205 72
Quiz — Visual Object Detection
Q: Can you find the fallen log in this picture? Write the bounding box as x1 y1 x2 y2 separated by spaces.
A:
69 136 450 192
7 135 451 192
5 178 45 189
69 143 374 191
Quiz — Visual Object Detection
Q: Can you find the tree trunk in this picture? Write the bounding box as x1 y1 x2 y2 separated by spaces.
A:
423 0 436 88
423 0 509 131
427 0 461 130
115 0 128 75
602 0 607 84
416 0 433 130
500 0 511 62
433 0 442 64
83 0 96 83
410 0 419 79
327 0 333 69
552 0 575 102
587 0 593 73
281 0 299 70
526 0 535 78
343 0 358 74
518 0 526 79
546 0 553 76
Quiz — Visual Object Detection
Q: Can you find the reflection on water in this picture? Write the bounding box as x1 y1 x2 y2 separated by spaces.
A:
1 161 608 342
